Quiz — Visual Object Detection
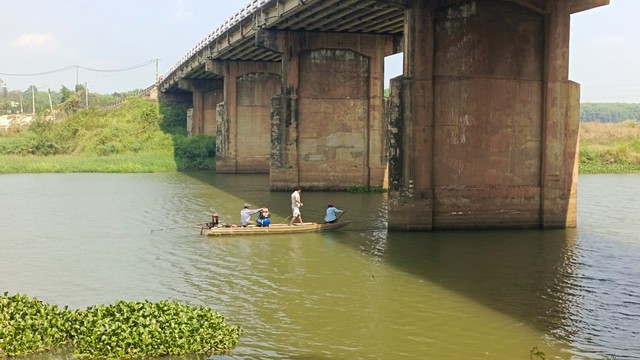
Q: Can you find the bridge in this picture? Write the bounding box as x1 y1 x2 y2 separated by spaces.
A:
157 0 609 230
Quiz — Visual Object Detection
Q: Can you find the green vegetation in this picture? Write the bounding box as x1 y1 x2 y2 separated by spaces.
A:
0 293 73 357
347 185 387 193
2 97 640 175
0 84 141 116
0 98 215 173
579 120 640 174
0 292 241 358
580 103 640 123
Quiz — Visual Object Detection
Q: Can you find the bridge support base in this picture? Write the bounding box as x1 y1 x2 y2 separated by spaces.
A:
387 0 583 230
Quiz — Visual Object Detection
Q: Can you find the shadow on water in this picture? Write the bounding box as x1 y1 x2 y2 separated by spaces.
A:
350 229 580 337
181 171 581 339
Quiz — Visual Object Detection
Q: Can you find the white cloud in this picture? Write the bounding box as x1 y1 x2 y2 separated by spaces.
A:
172 10 193 23
13 32 57 47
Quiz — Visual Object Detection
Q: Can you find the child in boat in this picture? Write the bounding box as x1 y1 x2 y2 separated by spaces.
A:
256 207 271 227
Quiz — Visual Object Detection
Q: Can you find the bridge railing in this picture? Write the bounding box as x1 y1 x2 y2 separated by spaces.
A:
161 0 272 85
105 84 157 109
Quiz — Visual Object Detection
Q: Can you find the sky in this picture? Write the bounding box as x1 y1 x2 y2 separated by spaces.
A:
1 0 638 102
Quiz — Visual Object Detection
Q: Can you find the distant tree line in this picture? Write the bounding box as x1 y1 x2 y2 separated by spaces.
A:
580 103 640 123
3 84 638 124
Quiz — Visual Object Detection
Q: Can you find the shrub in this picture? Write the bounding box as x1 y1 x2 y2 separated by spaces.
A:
172 134 216 170
159 100 189 135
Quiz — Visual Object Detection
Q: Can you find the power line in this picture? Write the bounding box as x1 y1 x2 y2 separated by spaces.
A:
0 60 157 77
0 65 76 77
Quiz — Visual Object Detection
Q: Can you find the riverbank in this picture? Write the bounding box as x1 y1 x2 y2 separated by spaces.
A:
579 120 640 173
0 152 178 174
0 98 215 174
1 99 638 174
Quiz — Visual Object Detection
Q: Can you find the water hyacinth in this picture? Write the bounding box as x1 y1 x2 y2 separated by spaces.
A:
70 300 241 358
0 293 241 358
0 292 73 356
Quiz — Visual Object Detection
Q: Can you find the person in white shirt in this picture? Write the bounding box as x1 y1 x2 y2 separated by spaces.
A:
290 186 303 225
240 203 262 226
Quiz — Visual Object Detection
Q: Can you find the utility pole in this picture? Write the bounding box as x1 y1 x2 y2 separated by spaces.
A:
31 85 35 115
155 58 159 83
85 82 89 108
48 88 55 122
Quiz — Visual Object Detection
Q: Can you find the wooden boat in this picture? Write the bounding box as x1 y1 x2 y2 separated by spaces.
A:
201 221 350 236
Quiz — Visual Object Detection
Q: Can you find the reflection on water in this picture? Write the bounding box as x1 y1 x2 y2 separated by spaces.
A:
0 173 638 359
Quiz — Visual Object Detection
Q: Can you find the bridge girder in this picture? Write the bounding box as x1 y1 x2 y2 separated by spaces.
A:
160 0 609 94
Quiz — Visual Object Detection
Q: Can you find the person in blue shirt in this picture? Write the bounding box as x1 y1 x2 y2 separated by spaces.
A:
324 202 343 223
256 208 271 227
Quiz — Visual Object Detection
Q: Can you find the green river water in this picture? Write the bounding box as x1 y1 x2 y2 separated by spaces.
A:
0 172 638 359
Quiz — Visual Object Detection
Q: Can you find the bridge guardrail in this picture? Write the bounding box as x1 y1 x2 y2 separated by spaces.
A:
161 0 271 87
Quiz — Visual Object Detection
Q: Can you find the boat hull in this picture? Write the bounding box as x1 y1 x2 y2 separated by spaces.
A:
201 221 350 236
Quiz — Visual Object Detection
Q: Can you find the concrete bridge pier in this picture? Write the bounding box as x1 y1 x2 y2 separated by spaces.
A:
388 0 606 230
177 79 222 136
260 30 396 190
204 60 281 173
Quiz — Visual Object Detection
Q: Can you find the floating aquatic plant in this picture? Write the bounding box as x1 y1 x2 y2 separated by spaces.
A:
0 292 241 359
0 292 73 356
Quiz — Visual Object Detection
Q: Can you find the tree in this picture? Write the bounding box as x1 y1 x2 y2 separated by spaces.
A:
59 85 74 104
60 94 81 115
580 103 640 123
75 83 86 94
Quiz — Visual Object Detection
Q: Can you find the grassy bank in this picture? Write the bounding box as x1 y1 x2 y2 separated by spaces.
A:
0 153 177 173
0 98 215 174
1 99 638 174
579 120 640 174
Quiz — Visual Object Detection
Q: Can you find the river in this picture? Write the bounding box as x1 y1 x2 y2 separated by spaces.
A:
0 173 638 359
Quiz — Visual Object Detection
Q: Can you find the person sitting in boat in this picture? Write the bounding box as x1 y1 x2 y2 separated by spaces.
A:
256 208 271 227
205 213 220 228
240 203 262 227
324 202 343 223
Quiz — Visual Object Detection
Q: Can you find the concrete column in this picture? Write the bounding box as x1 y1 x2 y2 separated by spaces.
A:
207 59 281 173
265 29 394 190
541 2 579 228
388 0 606 230
388 0 436 230
537 0 609 228
269 31 302 188
177 79 222 136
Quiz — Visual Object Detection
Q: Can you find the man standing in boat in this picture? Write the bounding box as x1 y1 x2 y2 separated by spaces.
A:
290 186 304 225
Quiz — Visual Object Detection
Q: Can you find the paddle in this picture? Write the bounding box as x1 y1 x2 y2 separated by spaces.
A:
150 223 205 233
